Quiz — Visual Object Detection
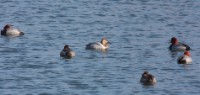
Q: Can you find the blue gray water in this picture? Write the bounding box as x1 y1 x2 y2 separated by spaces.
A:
0 0 200 95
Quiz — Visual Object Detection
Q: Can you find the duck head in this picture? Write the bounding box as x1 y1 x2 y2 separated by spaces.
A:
101 37 109 47
142 71 148 76
170 37 178 45
63 45 70 51
184 51 191 56
4 24 11 30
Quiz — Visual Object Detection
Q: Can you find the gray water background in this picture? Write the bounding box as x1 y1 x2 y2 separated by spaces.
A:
0 0 200 95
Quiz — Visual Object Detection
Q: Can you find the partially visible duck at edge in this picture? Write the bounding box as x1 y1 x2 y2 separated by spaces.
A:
86 37 109 50
1 24 24 37
60 45 75 59
169 37 190 52
140 71 156 85
177 51 192 64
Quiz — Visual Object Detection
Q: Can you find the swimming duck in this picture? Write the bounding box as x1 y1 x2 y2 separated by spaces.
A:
60 45 75 59
140 71 156 85
1 24 24 36
169 37 190 52
177 51 192 64
86 37 109 50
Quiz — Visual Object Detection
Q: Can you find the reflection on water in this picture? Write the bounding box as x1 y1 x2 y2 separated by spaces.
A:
169 51 178 58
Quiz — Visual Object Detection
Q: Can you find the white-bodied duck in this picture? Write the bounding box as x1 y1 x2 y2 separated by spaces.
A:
169 37 190 52
177 51 192 64
86 37 109 50
1 24 24 37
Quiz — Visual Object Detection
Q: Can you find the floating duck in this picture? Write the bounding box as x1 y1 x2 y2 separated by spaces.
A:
169 37 190 52
86 37 109 50
177 51 192 64
60 45 75 59
1 24 24 37
140 71 156 85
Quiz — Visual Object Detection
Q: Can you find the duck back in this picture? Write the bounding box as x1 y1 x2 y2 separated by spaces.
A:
86 42 107 50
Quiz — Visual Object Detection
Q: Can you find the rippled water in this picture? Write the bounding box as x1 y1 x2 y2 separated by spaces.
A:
0 0 200 95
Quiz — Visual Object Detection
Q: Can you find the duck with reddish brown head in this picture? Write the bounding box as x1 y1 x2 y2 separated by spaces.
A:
177 51 192 64
60 45 75 59
169 37 190 52
1 24 24 37
140 71 156 85
86 37 109 50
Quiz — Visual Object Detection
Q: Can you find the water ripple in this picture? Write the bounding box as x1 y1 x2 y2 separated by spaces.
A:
0 0 200 95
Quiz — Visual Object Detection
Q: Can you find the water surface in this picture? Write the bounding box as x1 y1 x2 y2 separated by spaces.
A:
0 0 200 95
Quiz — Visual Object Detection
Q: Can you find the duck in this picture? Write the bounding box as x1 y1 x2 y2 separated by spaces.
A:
86 37 109 50
60 45 75 59
140 71 156 85
1 24 24 37
169 37 190 52
177 51 192 64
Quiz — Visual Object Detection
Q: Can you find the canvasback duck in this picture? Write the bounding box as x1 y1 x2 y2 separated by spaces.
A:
1 24 24 36
169 37 190 52
140 71 156 85
86 37 109 50
177 51 192 64
60 45 75 59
